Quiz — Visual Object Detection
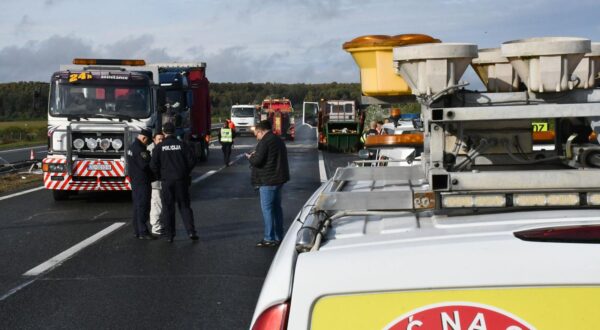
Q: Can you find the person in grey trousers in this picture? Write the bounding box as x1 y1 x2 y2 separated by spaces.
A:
148 132 165 235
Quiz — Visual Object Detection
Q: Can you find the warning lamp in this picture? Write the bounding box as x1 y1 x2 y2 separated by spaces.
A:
73 58 146 66
251 302 289 330
364 133 424 147
515 225 600 243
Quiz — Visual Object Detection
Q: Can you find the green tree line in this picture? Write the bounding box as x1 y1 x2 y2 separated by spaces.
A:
0 82 49 120
0 81 363 121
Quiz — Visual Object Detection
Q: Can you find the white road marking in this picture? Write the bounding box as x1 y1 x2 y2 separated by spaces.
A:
0 278 37 302
318 151 327 182
90 211 109 221
23 222 126 277
0 186 44 201
191 154 245 184
192 170 217 184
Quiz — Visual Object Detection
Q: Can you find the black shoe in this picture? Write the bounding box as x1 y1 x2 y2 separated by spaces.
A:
189 234 199 241
138 233 157 240
166 236 174 243
256 240 276 247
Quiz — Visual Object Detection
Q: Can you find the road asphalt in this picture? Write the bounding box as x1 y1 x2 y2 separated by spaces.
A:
0 135 353 329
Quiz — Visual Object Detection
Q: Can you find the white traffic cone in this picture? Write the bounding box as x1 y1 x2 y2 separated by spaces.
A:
30 149 35 160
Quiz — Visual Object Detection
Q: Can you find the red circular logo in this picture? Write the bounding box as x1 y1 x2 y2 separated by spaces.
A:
385 302 534 330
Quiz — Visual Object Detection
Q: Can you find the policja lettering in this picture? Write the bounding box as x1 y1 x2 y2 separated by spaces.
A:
162 145 182 151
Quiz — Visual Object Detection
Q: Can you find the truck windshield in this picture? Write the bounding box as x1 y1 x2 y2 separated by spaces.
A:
49 80 152 119
232 107 255 117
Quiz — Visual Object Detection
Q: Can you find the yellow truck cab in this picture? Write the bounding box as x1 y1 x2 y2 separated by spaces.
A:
251 37 600 330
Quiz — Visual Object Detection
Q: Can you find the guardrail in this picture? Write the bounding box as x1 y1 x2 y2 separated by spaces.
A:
0 159 37 176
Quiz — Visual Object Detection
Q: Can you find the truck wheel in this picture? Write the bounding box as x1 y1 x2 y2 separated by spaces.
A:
53 190 70 201
198 140 208 161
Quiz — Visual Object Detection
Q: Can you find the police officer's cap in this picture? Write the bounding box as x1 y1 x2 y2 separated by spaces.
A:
140 128 152 139
163 122 175 134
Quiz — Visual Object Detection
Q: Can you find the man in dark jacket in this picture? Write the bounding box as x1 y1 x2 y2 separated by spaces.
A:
127 128 156 240
150 122 198 242
246 120 290 247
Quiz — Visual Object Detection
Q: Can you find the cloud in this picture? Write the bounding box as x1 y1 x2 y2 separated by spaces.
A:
100 35 177 62
0 35 178 82
14 15 34 36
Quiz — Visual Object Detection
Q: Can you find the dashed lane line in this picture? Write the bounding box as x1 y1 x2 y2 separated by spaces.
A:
318 151 327 183
0 186 45 202
191 154 245 185
23 222 126 277
1 221 126 302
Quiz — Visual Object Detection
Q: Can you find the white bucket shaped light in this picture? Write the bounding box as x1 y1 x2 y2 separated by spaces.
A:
393 43 478 96
472 48 521 92
572 42 600 89
501 37 591 93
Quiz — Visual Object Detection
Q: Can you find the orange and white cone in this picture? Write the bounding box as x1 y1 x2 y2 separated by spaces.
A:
30 149 35 160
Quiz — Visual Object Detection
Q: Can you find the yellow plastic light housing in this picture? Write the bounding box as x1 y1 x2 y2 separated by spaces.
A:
73 58 146 66
343 34 440 96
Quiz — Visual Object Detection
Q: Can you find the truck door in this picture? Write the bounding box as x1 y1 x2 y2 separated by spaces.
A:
302 102 319 127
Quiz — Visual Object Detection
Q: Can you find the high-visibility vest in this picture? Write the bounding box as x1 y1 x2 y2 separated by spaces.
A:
220 128 233 143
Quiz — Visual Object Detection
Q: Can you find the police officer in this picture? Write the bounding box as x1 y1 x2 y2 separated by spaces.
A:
218 121 235 166
150 122 198 242
127 128 156 240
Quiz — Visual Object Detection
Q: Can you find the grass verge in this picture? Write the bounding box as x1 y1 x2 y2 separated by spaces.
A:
0 172 42 195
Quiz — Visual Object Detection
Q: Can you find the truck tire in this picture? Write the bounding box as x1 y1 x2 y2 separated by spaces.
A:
197 139 209 162
53 190 70 201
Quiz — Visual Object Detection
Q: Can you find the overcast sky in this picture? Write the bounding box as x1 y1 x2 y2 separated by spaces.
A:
1 0 599 85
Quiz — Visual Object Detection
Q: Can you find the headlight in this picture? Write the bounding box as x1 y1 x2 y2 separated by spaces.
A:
99 138 111 151
86 138 98 150
73 138 85 150
111 138 123 151
48 163 66 172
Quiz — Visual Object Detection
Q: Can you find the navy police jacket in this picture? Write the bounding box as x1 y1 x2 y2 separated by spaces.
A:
150 135 196 181
127 138 152 185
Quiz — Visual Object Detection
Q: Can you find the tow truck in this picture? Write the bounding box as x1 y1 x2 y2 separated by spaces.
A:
251 37 600 329
261 97 294 140
42 58 159 200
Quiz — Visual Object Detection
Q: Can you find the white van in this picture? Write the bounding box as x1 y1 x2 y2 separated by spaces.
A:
250 168 600 329
231 104 258 134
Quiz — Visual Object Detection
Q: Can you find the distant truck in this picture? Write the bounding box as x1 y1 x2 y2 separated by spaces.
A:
230 104 259 135
303 100 363 152
153 63 212 161
261 98 294 140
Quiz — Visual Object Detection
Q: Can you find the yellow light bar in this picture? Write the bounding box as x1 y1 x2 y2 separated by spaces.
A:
514 193 580 207
73 58 146 66
442 194 506 208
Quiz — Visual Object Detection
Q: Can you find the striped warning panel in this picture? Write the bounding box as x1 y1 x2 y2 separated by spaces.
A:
43 158 131 191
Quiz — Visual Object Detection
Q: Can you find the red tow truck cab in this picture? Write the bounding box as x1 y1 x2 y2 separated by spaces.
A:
261 98 294 141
